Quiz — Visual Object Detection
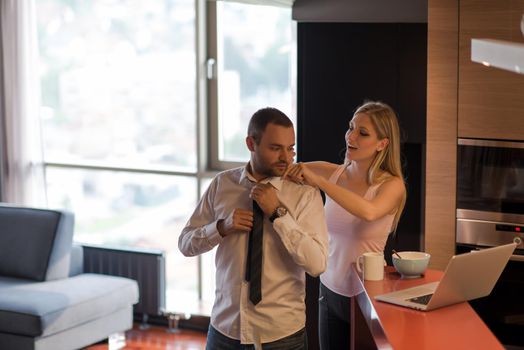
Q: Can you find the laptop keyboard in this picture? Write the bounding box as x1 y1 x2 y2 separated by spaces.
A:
408 293 433 305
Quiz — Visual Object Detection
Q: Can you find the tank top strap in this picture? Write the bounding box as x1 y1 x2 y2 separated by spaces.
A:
328 163 349 183
367 177 391 197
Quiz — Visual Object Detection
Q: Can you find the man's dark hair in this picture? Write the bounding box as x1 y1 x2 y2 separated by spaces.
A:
247 107 293 144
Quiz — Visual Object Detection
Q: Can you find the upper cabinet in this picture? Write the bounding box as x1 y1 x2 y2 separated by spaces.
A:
458 0 524 140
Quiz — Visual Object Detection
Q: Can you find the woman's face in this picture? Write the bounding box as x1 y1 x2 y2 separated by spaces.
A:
344 113 387 163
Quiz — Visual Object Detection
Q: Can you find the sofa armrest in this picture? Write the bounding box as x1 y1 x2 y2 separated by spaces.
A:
69 244 84 276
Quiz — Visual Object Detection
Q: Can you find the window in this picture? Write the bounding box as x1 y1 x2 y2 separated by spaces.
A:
36 0 202 313
208 1 296 169
36 0 295 316
38 0 197 172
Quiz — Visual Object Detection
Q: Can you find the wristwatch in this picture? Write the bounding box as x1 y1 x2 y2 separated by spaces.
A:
269 206 288 223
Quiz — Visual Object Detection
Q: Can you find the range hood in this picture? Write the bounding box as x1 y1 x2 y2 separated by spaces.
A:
471 38 524 75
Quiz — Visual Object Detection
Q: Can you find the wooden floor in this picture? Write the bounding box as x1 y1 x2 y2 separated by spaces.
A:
85 324 207 350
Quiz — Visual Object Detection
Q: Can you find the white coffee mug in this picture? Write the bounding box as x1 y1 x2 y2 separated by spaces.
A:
356 252 385 281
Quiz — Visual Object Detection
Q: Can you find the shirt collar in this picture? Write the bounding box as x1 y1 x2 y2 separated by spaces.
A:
240 163 283 191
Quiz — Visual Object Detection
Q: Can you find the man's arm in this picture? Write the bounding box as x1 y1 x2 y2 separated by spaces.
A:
178 178 223 257
179 177 254 256
272 187 328 277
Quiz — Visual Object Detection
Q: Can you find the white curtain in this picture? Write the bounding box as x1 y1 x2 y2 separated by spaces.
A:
0 0 46 206
209 0 294 8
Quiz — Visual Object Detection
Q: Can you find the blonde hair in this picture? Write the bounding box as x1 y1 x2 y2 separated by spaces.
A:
352 101 406 232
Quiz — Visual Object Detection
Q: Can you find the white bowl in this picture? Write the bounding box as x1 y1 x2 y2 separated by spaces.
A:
392 251 431 279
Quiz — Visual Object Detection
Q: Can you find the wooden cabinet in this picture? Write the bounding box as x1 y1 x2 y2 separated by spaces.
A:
458 0 524 140
426 0 459 269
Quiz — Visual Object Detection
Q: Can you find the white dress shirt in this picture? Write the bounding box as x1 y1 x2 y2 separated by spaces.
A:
179 165 328 344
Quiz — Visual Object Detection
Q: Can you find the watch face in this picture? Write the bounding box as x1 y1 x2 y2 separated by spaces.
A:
276 207 287 217
270 206 287 222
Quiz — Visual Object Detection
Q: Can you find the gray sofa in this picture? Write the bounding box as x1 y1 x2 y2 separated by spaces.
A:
0 204 139 350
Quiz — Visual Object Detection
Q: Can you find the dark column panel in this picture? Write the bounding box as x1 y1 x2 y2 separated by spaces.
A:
297 22 427 350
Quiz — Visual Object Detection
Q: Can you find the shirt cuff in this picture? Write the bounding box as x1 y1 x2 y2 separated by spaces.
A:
272 213 303 246
205 221 223 246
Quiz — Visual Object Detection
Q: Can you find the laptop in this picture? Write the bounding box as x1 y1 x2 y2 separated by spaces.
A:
375 243 517 311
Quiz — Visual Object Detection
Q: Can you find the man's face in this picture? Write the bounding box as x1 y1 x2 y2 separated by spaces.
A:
247 123 296 181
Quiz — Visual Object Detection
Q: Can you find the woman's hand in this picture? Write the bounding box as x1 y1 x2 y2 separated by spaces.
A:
283 163 305 184
284 163 321 187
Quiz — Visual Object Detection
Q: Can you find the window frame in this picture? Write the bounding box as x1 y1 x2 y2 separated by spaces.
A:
206 1 297 171
206 1 244 171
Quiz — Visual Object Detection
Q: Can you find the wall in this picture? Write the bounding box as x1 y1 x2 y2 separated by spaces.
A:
297 22 427 250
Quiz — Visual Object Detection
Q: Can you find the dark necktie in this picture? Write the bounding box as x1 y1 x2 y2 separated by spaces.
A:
246 200 263 305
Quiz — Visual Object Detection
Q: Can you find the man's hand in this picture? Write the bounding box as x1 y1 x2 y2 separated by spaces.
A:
217 209 253 237
250 183 280 216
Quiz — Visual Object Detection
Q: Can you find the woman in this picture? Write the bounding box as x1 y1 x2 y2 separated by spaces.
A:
284 101 406 349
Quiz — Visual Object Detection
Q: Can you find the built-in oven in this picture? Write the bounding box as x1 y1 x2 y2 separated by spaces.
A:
456 138 524 348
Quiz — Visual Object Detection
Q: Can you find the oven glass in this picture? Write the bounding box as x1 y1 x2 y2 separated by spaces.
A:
457 139 524 215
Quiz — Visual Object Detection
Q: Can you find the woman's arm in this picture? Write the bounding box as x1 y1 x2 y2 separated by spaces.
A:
317 175 405 221
284 161 339 184
286 162 405 221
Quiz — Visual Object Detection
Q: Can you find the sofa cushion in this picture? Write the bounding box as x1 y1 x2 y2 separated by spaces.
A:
0 205 74 281
0 273 139 337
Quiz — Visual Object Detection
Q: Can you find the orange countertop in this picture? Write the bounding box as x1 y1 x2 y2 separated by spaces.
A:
351 265 504 350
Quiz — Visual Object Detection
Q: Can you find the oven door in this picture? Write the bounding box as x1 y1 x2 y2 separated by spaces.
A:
457 139 524 220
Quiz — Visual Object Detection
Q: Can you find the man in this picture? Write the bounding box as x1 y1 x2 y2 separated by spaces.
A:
179 107 328 350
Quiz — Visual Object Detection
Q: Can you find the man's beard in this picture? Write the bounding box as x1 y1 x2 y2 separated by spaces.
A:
255 161 288 178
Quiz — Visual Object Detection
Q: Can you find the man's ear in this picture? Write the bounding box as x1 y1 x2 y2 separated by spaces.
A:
378 138 389 152
246 136 256 152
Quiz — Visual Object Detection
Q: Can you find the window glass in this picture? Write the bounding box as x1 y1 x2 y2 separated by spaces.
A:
36 0 199 313
45 167 199 306
36 0 196 171
216 2 296 162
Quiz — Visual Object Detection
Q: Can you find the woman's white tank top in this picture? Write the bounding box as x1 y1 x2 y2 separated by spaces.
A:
320 164 395 297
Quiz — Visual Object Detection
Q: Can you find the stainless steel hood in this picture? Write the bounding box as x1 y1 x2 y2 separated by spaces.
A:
471 38 524 75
